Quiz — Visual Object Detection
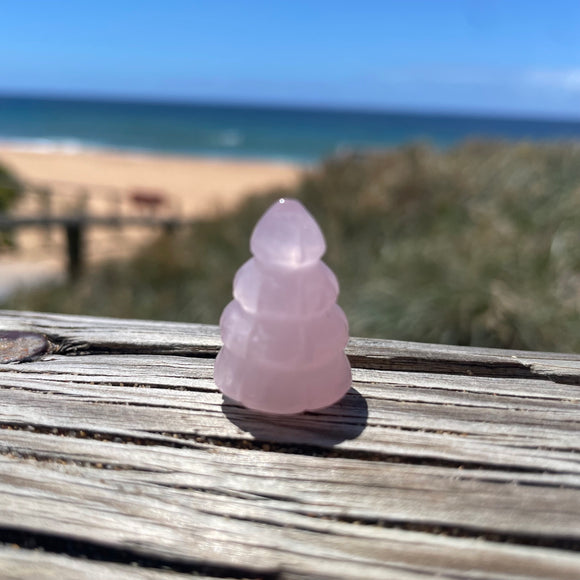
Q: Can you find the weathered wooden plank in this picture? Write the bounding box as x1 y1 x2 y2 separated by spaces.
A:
1 356 579 578
2 454 580 580
1 428 579 538
0 547 202 580
0 310 220 356
2 309 580 382
0 310 579 579
1 355 578 474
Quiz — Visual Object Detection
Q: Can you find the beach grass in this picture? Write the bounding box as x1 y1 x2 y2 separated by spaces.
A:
5 140 580 352
0 162 23 248
0 165 21 210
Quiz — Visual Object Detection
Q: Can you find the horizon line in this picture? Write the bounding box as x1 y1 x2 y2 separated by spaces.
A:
1 89 580 125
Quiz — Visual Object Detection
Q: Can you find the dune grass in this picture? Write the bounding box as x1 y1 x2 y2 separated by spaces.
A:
0 163 21 212
6 140 580 352
0 161 24 248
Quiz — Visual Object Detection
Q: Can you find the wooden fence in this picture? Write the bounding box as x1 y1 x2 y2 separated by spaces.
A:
0 180 193 280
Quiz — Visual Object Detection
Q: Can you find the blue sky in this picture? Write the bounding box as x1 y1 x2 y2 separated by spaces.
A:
2 0 579 118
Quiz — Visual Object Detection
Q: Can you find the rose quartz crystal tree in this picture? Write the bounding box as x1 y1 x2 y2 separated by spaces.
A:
214 198 351 414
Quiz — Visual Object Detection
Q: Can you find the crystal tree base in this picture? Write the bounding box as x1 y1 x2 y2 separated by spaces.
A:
215 348 351 415
214 198 351 414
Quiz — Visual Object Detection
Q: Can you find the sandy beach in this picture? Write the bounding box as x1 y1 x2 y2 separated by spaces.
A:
0 146 305 298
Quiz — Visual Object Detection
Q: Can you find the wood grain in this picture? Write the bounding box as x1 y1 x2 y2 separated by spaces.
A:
0 309 579 579
0 548 204 580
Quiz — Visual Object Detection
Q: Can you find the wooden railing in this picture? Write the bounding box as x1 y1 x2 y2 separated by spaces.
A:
0 214 195 279
0 310 579 578
0 180 192 279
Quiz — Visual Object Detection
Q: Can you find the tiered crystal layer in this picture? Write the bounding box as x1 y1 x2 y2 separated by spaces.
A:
214 198 351 414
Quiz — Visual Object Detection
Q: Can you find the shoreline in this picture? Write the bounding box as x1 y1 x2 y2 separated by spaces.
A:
0 139 315 166
0 145 306 300
0 144 305 215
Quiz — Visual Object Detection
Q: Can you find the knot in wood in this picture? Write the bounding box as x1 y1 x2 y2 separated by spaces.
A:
0 331 49 363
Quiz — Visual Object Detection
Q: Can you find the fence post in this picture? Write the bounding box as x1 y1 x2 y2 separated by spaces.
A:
38 186 54 243
65 222 84 281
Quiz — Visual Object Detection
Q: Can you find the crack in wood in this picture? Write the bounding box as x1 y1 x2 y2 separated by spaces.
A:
37 337 580 388
296 514 580 553
359 380 575 403
0 447 169 473
0 379 215 394
54 340 219 359
83 400 223 413
1 422 567 475
0 423 202 451
351 355 580 387
357 356 580 388
157 431 566 474
368 423 580 453
543 374 580 386
0 527 280 579
152 482 299 503
359 394 542 412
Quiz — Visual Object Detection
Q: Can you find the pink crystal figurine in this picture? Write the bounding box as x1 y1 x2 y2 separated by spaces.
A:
214 198 351 414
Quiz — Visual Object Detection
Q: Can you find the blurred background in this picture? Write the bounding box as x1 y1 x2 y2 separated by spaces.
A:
1 0 580 352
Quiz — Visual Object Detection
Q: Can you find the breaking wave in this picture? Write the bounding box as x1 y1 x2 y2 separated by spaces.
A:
0 137 107 155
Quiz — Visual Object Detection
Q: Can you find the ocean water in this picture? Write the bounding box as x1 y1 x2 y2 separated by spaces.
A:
1 95 580 163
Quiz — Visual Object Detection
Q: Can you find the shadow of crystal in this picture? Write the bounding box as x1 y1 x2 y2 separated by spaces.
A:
221 387 368 447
